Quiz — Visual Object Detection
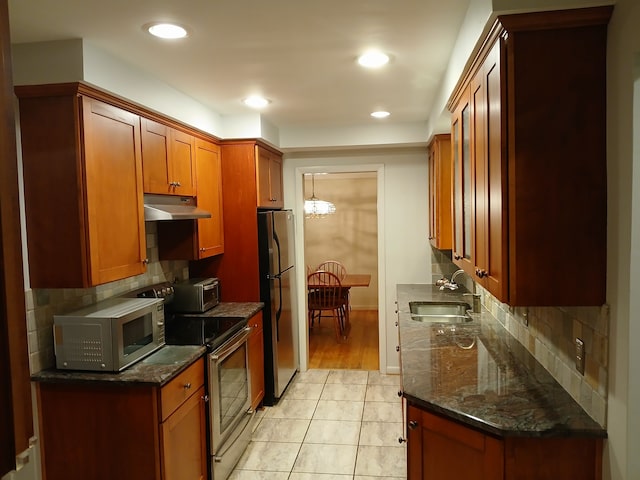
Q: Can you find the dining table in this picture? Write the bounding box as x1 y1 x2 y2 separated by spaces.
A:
307 273 371 340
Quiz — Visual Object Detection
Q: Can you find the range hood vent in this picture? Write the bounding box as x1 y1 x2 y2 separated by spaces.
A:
143 194 212 221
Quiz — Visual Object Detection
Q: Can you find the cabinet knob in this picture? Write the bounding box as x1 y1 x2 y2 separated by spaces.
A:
143 258 150 265
202 394 209 402
397 390 403 397
175 181 181 187
398 437 407 444
184 382 192 390
409 420 418 430
396 345 400 352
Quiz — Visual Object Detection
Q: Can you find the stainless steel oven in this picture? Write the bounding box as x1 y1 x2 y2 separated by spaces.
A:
209 326 255 480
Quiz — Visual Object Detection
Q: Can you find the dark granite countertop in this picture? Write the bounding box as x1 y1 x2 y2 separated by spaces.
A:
31 345 206 387
31 302 263 387
170 301 263 319
397 284 606 439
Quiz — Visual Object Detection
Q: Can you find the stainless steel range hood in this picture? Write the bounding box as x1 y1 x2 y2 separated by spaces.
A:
143 194 212 221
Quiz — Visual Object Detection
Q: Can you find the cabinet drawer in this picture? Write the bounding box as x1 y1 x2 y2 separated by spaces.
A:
160 358 205 421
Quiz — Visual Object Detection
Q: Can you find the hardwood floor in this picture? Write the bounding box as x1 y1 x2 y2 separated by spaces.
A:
308 309 379 370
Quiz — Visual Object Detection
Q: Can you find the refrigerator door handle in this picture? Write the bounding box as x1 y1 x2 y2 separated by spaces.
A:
275 275 284 342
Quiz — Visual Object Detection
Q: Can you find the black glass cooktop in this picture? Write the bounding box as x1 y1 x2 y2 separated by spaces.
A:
165 314 247 351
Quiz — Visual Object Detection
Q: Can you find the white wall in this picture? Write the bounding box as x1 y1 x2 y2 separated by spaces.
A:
282 147 431 374
604 2 639 479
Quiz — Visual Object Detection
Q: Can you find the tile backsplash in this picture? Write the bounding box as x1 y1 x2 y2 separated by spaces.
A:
25 223 189 374
430 246 608 426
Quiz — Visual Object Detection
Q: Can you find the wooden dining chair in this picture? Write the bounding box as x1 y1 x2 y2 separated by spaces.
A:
307 270 349 343
316 260 347 280
316 260 350 316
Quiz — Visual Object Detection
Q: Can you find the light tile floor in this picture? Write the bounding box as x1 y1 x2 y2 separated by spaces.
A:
229 369 407 480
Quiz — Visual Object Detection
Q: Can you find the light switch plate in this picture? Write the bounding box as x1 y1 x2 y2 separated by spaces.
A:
575 338 585 375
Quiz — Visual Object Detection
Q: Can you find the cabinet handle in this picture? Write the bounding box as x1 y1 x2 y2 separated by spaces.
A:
184 382 192 390
408 420 418 430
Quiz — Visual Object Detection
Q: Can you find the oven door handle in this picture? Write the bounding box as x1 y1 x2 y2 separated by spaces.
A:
210 327 251 362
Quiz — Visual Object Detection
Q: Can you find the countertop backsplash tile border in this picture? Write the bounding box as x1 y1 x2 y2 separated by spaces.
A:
428 247 608 426
479 284 609 426
25 224 189 374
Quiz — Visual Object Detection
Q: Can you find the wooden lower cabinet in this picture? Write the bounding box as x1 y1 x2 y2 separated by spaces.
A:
36 359 207 480
248 311 265 409
407 403 603 480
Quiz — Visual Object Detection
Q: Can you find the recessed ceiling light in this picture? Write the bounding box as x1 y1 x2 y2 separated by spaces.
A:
371 111 390 119
243 95 271 109
357 50 390 68
146 23 188 39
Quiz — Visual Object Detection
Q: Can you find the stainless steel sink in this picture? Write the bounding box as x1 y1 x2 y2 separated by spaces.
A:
408 301 473 323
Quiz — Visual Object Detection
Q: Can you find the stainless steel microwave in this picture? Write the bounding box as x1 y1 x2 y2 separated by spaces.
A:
53 297 165 372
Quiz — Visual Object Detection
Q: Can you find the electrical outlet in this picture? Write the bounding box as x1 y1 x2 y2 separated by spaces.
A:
575 338 585 375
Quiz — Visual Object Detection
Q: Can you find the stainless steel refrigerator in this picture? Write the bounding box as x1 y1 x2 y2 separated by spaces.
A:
258 210 298 405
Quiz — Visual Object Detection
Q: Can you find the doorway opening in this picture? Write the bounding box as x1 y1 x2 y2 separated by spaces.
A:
302 171 379 370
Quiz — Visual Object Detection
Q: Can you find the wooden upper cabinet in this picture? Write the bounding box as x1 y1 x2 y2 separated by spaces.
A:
428 134 453 250
141 117 196 196
16 84 147 287
158 138 224 260
256 145 284 208
158 139 224 260
451 86 474 276
448 6 612 306
194 139 224 257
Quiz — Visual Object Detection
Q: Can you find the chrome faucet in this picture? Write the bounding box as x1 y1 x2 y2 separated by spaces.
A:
439 269 465 291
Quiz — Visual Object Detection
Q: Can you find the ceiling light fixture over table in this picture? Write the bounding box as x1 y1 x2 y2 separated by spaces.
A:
304 174 336 218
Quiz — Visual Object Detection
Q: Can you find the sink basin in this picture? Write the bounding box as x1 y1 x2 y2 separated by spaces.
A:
408 301 472 323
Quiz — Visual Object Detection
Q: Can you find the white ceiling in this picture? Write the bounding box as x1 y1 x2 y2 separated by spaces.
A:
7 0 471 130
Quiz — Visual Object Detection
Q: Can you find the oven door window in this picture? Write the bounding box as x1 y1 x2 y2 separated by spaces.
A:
122 312 154 356
216 342 249 436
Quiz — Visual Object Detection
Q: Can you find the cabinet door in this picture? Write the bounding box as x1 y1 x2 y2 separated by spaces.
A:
472 42 507 301
451 87 474 275
428 134 452 250
161 386 207 480
268 153 284 208
248 312 265 409
408 405 503 480
82 97 147 285
169 129 196 196
195 139 224 258
141 117 172 194
256 146 284 208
